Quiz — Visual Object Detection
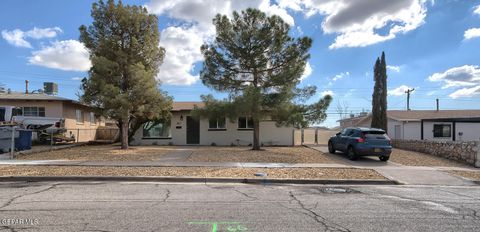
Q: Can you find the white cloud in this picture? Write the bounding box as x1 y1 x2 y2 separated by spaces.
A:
332 71 350 81
464 28 480 40
428 65 480 98
157 26 204 85
28 40 91 72
474 5 480 15
300 62 312 81
449 86 480 99
387 65 401 72
71 77 83 81
389 85 413 96
1 29 31 48
1 27 61 48
146 0 294 28
321 90 334 97
286 0 429 49
146 0 297 86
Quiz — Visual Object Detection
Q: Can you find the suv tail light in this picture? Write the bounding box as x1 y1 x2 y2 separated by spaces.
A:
357 133 366 143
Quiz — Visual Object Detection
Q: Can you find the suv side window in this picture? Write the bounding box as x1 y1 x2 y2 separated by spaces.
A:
340 129 348 135
346 129 355 137
350 130 361 137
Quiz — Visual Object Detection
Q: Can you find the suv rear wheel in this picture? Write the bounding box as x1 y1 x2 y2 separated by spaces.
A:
347 146 357 160
328 141 335 154
379 156 389 162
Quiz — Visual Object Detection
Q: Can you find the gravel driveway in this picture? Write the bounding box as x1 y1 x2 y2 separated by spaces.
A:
16 144 174 161
187 146 335 163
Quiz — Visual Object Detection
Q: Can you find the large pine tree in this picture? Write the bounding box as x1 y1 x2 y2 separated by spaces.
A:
371 52 388 132
196 8 332 150
79 0 171 149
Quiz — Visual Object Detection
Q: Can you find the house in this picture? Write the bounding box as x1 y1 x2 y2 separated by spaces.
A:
0 93 105 142
131 102 295 146
338 110 480 142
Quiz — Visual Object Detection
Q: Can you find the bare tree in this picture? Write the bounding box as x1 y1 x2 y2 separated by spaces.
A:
336 100 350 119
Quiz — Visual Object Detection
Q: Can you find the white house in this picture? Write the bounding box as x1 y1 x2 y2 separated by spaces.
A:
131 102 295 146
338 110 480 142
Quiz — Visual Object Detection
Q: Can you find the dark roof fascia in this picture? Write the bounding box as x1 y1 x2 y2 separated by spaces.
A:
421 117 480 123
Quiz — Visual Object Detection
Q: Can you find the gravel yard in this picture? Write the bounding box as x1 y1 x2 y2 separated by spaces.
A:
16 145 173 161
0 165 384 179
187 146 335 163
389 148 469 167
447 170 480 180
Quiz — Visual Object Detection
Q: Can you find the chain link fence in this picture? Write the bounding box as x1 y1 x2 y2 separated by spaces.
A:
0 126 119 159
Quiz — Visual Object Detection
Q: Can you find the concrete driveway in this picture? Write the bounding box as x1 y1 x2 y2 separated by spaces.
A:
308 145 477 186
308 145 401 167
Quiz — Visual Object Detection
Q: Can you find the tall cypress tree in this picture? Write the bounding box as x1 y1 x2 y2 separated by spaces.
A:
371 52 388 132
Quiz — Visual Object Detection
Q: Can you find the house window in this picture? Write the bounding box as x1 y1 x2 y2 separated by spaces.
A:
22 107 45 117
143 121 171 138
89 112 96 125
76 110 84 124
209 117 226 130
238 117 254 129
433 124 451 137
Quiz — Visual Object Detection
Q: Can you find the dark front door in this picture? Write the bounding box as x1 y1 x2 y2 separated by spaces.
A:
186 116 200 144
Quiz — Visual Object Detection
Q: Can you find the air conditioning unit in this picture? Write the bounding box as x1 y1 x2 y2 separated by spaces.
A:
43 82 58 95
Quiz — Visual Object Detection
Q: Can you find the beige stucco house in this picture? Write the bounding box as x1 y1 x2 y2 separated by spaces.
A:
131 102 295 146
339 110 480 142
0 93 105 142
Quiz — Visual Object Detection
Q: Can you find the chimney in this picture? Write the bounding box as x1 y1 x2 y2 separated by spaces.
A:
25 80 29 94
436 99 439 111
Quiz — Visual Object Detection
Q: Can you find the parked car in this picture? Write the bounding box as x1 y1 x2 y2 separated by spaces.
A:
328 127 392 161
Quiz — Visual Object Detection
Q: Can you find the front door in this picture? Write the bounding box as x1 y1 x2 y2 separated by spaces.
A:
186 116 200 144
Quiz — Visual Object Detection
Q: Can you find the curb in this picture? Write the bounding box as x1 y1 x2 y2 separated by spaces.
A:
0 176 400 185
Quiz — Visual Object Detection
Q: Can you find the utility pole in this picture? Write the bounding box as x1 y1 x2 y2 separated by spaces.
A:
405 88 415 110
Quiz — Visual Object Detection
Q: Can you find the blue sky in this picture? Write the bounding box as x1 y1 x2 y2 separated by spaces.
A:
1 0 480 127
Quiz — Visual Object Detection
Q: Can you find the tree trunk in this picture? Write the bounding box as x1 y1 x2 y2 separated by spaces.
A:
252 119 260 150
121 119 129 149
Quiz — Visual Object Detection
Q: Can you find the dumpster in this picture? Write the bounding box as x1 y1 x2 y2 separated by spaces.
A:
0 127 19 153
15 129 32 151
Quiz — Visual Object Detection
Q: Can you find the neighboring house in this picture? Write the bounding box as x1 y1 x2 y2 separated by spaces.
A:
338 110 480 142
131 102 295 146
0 93 105 142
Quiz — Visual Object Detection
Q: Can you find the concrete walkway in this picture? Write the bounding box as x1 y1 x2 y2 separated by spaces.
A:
308 145 477 186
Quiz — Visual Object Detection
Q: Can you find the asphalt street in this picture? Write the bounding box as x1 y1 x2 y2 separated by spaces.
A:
0 182 479 232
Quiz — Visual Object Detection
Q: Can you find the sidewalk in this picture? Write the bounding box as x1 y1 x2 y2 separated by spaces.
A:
308 145 478 186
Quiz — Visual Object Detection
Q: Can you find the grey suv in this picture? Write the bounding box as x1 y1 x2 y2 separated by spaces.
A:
328 127 392 161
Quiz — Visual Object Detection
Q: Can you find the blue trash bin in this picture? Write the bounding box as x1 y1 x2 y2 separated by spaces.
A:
15 129 32 151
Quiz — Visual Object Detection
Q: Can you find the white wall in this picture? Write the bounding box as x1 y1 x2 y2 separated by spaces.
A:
132 111 294 146
403 121 421 140
452 122 480 142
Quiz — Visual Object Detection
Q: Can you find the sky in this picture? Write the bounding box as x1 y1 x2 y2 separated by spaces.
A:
1 0 480 127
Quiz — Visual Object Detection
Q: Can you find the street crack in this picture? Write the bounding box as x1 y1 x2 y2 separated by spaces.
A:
288 191 351 232
0 184 58 210
233 189 258 201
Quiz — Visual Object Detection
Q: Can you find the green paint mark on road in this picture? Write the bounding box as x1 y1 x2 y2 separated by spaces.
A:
188 221 248 232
